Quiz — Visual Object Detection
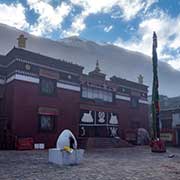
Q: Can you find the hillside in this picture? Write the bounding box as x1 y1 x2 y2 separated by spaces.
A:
0 23 179 97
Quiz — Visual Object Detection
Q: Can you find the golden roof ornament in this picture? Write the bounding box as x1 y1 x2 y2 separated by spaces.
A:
17 34 27 48
138 74 143 84
95 60 101 72
88 60 106 80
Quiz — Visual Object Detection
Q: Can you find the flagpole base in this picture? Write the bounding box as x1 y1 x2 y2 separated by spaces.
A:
150 139 166 153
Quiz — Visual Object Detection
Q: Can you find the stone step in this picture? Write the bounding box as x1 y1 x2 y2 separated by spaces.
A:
78 137 132 149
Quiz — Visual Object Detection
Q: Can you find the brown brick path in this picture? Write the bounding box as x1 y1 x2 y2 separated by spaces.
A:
0 146 180 180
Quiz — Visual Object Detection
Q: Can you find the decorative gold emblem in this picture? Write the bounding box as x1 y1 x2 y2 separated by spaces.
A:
25 64 31 70
138 74 143 84
68 75 72 79
17 34 27 48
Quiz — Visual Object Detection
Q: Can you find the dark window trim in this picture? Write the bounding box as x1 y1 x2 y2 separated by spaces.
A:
80 86 114 103
39 77 57 96
38 114 57 132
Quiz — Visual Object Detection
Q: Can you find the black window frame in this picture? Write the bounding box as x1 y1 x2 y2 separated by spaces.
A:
81 86 114 103
39 115 56 132
39 77 57 96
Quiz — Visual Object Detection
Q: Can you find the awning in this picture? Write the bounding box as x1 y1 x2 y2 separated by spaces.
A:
39 69 59 80
38 107 59 115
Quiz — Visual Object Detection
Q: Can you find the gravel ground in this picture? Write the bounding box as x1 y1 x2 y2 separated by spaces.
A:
0 146 180 180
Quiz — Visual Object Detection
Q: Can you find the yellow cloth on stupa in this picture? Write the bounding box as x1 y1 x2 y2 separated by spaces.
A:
63 146 73 153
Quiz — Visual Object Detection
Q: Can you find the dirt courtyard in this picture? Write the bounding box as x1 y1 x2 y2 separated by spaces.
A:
0 146 180 180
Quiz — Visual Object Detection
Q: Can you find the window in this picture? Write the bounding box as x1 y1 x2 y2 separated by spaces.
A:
39 115 55 131
81 86 113 102
40 78 56 95
107 92 112 102
82 87 88 97
131 97 139 108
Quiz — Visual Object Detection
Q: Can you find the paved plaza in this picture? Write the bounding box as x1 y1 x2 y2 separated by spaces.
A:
0 146 180 180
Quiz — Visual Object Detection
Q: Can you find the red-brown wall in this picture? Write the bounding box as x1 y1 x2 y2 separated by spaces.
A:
6 80 80 148
114 100 148 138
5 80 149 148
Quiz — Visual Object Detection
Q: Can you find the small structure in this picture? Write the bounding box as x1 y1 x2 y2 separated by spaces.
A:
48 129 84 165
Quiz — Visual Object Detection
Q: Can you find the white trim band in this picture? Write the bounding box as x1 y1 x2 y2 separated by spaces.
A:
6 74 39 84
139 99 149 104
115 95 130 101
5 73 80 92
57 82 80 92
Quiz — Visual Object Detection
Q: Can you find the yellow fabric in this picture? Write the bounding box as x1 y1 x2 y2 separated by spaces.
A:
64 146 73 153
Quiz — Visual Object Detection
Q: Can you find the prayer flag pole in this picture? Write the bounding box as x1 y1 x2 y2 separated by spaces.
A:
151 32 166 153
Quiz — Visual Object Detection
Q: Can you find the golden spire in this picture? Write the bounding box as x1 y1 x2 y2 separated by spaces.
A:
95 60 100 72
17 34 27 48
138 74 143 84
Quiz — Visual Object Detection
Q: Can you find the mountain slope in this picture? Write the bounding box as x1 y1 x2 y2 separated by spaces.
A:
0 23 179 97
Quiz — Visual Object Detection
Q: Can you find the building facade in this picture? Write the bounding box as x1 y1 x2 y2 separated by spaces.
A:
148 95 180 146
159 96 180 146
0 36 149 149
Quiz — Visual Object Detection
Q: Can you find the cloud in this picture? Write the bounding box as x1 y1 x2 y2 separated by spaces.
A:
0 3 29 30
62 11 87 37
70 0 157 17
168 58 180 70
114 9 180 70
27 0 71 36
0 0 157 38
63 0 157 37
62 0 118 37
104 25 113 32
116 0 158 21
70 0 118 14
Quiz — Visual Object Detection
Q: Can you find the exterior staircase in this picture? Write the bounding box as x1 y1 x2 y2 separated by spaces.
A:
78 137 133 149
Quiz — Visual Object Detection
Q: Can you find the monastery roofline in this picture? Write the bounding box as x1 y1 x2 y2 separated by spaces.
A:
110 76 148 89
81 74 148 91
6 47 84 71
1 47 148 91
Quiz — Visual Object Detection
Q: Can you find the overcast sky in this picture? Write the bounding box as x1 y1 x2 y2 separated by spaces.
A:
0 0 180 70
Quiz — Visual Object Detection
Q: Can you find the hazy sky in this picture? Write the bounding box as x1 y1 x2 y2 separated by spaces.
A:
0 0 180 70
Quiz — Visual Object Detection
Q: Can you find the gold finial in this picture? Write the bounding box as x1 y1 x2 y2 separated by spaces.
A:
17 34 27 48
138 74 143 84
95 60 100 72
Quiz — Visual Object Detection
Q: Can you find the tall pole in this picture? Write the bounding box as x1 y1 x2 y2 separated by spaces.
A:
152 32 160 139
